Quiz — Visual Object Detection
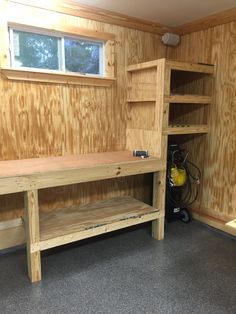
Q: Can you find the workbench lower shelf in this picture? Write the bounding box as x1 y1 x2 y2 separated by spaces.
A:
39 196 162 251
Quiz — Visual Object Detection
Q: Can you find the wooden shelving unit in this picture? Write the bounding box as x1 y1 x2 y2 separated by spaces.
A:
126 58 214 156
125 59 214 246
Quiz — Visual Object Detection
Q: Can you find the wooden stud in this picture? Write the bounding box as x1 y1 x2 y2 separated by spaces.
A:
24 190 41 282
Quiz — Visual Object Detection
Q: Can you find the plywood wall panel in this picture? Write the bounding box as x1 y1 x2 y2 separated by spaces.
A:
205 22 236 220
168 22 236 225
0 3 164 223
0 80 67 159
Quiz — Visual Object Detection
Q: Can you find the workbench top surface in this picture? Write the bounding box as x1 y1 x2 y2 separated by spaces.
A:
0 151 160 178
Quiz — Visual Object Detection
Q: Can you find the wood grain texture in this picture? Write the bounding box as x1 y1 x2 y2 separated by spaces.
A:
39 210 161 251
127 67 157 100
0 151 159 177
167 21 236 230
126 129 160 157
0 152 165 195
40 196 159 241
0 2 166 232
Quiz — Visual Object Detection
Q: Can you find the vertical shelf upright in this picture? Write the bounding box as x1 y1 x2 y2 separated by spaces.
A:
126 59 168 241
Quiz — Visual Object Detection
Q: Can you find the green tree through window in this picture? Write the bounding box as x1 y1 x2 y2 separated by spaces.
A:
65 38 100 74
13 30 59 70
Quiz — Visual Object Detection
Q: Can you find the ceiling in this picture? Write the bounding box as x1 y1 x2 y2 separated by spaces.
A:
75 0 236 27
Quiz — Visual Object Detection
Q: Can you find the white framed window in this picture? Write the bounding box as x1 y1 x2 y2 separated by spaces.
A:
9 26 104 76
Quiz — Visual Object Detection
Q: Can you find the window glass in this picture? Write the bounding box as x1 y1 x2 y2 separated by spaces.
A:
64 37 102 75
10 28 104 76
12 30 60 70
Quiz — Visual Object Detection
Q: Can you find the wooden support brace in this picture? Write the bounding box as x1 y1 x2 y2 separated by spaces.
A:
24 190 41 282
152 171 166 240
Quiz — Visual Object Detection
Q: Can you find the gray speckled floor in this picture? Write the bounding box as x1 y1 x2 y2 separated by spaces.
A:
0 221 235 314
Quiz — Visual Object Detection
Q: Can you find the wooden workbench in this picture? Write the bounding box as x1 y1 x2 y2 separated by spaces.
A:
0 151 166 282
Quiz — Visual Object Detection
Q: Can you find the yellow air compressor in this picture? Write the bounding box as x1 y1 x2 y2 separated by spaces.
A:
166 144 201 223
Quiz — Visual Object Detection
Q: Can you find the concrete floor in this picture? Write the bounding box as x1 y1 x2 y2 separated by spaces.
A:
0 221 235 314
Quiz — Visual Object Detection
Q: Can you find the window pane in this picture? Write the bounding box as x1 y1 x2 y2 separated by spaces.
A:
12 30 60 70
64 38 102 75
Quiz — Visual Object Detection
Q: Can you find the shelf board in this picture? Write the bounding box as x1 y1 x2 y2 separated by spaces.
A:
165 95 212 104
39 196 161 250
166 60 214 74
127 98 156 103
163 124 209 135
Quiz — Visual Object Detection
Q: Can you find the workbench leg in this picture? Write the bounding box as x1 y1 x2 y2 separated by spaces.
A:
152 171 166 240
24 190 41 282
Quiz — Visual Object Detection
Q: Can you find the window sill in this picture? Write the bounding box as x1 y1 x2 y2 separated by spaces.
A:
0 68 115 87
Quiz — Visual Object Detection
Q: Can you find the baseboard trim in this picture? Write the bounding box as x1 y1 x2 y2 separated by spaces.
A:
192 212 236 237
0 211 235 252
